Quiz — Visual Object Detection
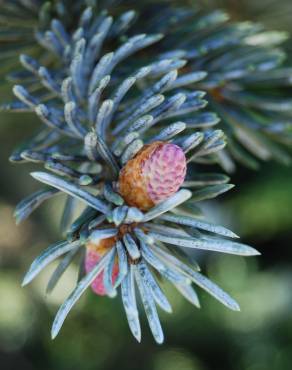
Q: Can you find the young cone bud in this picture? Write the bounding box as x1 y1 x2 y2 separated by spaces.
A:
118 142 187 211
85 237 119 296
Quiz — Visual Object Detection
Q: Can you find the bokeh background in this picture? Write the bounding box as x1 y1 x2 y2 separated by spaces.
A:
1 1 292 370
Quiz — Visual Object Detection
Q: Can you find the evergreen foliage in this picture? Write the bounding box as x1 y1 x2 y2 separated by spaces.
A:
0 0 290 343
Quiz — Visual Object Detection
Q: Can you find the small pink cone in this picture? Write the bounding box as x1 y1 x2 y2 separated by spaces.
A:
85 248 119 296
119 142 187 211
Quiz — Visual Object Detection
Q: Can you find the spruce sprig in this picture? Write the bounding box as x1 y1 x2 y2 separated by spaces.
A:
3 4 260 343
3 0 291 344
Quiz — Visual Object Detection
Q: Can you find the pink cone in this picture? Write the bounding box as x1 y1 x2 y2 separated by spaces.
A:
119 142 187 211
85 248 119 296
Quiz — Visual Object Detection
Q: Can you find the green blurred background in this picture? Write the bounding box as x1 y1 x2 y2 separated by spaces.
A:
1 1 292 369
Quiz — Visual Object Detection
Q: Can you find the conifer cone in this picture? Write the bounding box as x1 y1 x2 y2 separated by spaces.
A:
85 237 119 295
118 142 187 211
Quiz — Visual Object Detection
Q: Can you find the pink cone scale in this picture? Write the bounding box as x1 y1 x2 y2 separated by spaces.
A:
142 143 187 204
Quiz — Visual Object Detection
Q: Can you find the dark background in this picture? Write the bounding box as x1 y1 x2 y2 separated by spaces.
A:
1 1 292 369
